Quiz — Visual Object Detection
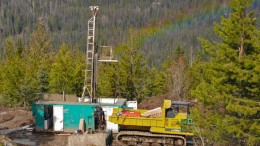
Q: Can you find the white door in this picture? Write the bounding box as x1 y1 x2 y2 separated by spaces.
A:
53 105 63 131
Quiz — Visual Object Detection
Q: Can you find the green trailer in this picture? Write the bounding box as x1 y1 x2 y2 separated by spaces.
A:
32 101 95 132
32 98 128 133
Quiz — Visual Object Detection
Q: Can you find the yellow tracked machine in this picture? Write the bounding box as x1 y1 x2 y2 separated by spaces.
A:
109 100 194 146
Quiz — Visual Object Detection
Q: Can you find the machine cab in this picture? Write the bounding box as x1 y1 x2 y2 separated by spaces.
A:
165 101 192 131
166 101 190 118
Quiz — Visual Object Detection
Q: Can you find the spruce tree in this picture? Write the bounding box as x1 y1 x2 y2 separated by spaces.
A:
116 33 148 100
49 43 84 96
192 0 260 145
25 18 53 87
71 50 85 96
0 37 35 107
141 68 167 98
49 43 74 94
38 68 49 93
97 63 118 98
23 18 53 99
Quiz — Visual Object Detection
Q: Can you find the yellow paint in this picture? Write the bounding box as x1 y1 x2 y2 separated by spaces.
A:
150 127 194 136
109 100 194 136
164 100 172 109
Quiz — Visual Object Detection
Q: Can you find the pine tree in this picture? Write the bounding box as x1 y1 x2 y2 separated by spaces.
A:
116 33 148 100
192 0 260 145
0 38 18 105
38 68 49 93
24 18 53 90
97 63 118 98
71 50 85 96
16 38 24 57
141 67 167 98
0 37 35 107
49 43 74 94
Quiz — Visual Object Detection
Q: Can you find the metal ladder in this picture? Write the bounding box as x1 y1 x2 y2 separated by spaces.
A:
82 16 96 99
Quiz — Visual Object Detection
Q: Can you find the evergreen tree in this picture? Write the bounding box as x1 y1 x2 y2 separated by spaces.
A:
38 68 49 93
116 33 148 100
97 63 118 98
141 67 167 98
24 18 53 96
0 37 35 107
71 50 85 96
192 0 260 145
0 38 18 105
16 38 24 57
49 43 74 94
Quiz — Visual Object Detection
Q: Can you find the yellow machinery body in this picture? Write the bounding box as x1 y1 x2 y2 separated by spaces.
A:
109 100 193 137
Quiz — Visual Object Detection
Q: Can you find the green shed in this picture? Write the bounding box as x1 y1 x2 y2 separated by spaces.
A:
32 98 129 133
32 101 95 132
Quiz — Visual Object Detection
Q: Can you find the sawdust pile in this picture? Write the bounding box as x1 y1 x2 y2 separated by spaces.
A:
138 93 195 110
138 94 174 110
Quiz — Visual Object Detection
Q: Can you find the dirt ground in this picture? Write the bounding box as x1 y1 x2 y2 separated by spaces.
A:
0 107 33 130
0 105 123 146
0 106 69 146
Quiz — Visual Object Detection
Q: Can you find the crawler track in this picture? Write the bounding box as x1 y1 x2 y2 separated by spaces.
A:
116 131 186 146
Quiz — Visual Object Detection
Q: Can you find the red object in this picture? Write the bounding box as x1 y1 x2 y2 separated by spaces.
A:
121 110 141 117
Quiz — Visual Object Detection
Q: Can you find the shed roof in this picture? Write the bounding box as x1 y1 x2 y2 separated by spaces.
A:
35 98 126 106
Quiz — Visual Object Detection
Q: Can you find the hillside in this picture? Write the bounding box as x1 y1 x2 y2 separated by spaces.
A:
1 0 259 66
0 1 259 145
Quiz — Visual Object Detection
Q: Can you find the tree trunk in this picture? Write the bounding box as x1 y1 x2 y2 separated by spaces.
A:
239 30 245 58
193 125 205 146
63 90 65 101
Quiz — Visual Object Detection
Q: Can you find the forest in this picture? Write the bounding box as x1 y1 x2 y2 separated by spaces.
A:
0 0 259 145
1 0 260 66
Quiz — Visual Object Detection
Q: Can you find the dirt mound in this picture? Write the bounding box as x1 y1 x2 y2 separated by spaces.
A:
0 135 17 146
0 114 15 123
138 93 195 110
0 107 33 129
138 94 174 110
